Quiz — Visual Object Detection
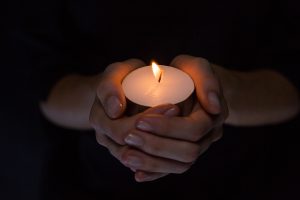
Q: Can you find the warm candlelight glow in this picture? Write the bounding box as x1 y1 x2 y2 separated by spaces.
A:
152 62 163 82
122 64 195 107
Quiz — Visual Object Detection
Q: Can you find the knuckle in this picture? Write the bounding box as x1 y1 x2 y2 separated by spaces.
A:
194 57 209 66
105 62 122 73
147 142 163 155
173 54 186 61
172 54 193 66
95 133 104 145
184 145 201 163
188 129 205 142
193 57 217 78
107 128 125 145
188 132 200 142
120 147 132 161
188 119 211 142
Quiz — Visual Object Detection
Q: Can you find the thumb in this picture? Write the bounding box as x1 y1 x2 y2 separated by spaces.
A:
97 59 145 118
171 55 221 115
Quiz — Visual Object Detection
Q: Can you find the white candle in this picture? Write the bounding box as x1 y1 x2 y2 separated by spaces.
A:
122 62 194 107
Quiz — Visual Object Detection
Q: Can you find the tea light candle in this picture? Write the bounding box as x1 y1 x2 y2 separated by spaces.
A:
122 62 194 107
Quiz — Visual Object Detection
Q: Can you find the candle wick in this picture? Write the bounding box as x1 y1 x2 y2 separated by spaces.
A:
158 71 162 83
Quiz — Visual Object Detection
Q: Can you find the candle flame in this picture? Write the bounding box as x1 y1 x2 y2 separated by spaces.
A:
151 62 162 83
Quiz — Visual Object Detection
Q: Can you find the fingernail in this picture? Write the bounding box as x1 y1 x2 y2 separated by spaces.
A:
164 107 178 117
136 120 152 132
106 96 122 118
125 134 144 147
208 92 221 113
125 156 142 168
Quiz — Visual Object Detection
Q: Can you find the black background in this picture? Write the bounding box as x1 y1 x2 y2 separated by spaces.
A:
1 0 300 199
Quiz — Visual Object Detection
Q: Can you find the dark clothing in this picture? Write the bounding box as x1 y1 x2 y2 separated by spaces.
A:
1 0 299 199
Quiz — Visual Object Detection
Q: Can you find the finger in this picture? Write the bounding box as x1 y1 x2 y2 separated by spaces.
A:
97 58 145 118
135 103 218 142
124 130 202 163
90 99 180 145
95 132 125 161
134 171 168 182
90 97 140 145
143 104 180 117
171 55 221 114
126 130 220 176
121 148 192 174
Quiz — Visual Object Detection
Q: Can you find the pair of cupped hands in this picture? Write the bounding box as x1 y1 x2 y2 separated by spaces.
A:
89 55 228 182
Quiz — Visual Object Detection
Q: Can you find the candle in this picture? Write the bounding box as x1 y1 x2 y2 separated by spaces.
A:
122 62 194 107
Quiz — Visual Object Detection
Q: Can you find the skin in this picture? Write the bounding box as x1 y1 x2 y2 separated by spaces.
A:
41 55 300 182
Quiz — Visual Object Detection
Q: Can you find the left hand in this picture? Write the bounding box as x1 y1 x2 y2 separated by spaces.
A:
122 55 229 182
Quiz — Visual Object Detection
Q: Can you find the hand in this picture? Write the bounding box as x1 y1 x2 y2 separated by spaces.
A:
89 59 184 180
89 58 145 146
122 55 228 181
89 56 228 182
